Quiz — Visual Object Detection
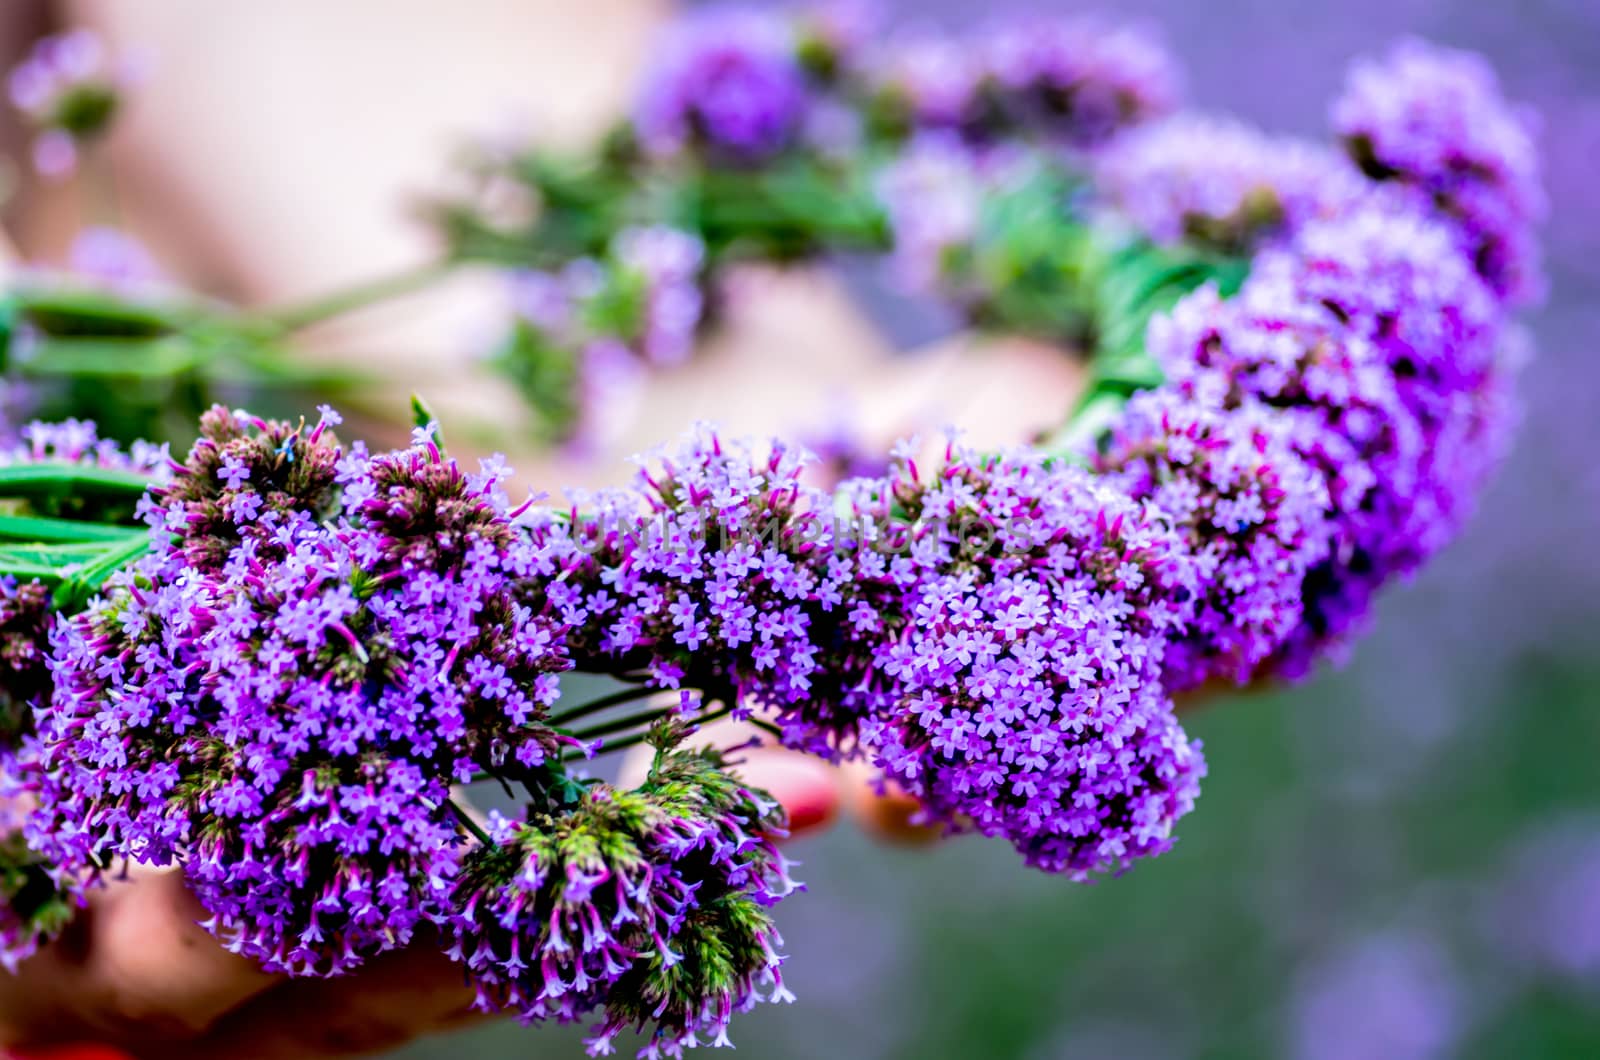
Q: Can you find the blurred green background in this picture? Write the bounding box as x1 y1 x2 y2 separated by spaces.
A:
386 0 1600 1056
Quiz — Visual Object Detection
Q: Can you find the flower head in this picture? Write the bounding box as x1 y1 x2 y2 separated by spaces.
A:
634 9 810 161
447 734 797 1057
1098 113 1366 252
1149 203 1518 676
979 16 1181 147
526 426 867 746
1333 38 1545 305
847 442 1205 878
28 409 576 974
1094 391 1335 690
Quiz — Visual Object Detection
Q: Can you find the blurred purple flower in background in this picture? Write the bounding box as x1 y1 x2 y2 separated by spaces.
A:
1290 930 1464 1060
1488 821 1600 984
7 29 135 179
635 8 811 160
1333 37 1546 306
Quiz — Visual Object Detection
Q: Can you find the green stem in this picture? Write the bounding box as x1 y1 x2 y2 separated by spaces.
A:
565 701 736 761
264 261 458 333
567 704 678 741
545 684 662 728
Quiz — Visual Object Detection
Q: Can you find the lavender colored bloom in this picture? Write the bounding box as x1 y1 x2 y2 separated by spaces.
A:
8 30 130 178
1 417 169 479
1093 391 1335 690
875 133 982 295
1149 203 1519 677
28 408 577 974
1333 38 1545 306
525 426 860 740
979 15 1181 147
1281 208 1513 570
65 226 166 293
634 9 810 161
447 737 798 1057
846 442 1206 878
1290 930 1463 1060
1097 114 1366 252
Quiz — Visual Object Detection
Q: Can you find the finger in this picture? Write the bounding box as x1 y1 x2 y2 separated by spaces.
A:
839 758 940 845
616 717 842 837
155 938 479 1060
76 866 277 1041
0 865 278 1050
733 750 841 835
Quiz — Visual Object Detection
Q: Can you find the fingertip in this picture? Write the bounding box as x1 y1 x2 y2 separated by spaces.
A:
840 760 940 845
733 751 841 836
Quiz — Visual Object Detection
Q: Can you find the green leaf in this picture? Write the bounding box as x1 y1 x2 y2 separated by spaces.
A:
0 512 146 544
14 337 201 379
410 394 447 454
12 286 183 338
0 463 156 502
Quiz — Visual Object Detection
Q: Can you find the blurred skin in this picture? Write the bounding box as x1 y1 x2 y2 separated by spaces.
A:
0 2 1092 1055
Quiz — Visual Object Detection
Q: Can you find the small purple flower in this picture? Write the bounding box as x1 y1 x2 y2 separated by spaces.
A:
634 9 810 161
1333 38 1545 306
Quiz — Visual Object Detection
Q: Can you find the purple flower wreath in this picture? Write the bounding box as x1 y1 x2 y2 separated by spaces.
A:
0 9 1541 1058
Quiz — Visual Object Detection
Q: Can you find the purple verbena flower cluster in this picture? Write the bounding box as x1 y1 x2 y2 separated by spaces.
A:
980 16 1182 148
448 737 797 1058
1093 391 1334 691
843 441 1206 878
866 15 1178 148
1333 38 1545 306
1097 113 1366 252
524 427 866 740
28 407 576 974
8 409 808 1051
634 9 811 161
1148 200 1520 675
